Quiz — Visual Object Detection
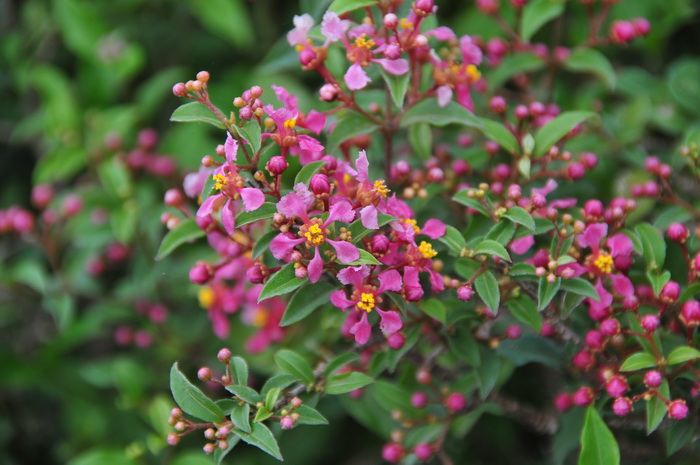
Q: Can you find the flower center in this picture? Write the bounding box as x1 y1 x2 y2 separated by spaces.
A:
374 180 390 197
304 223 325 245
419 241 437 259
399 19 413 29
212 174 228 191
354 34 375 50
198 287 215 309
284 118 296 129
357 293 375 312
594 252 614 274
405 219 421 234
466 64 481 83
252 309 268 328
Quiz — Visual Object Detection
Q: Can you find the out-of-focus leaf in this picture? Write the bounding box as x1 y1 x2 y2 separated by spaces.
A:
400 99 482 129
521 0 565 42
564 48 616 89
187 0 253 48
156 219 205 260
533 111 597 157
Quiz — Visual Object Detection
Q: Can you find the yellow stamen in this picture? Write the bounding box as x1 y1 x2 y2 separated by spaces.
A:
405 218 421 234
252 310 268 328
304 223 325 245
374 180 390 197
594 252 614 274
212 174 227 191
399 18 413 29
198 287 215 309
354 34 376 50
466 64 481 83
284 119 296 129
357 293 375 312
295 44 305 51
343 173 351 184
419 241 437 259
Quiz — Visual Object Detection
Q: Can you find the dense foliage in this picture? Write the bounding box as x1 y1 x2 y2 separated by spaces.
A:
2 0 700 464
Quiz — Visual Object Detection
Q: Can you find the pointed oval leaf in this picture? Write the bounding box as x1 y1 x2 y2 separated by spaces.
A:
560 278 600 302
578 406 620 465
400 99 483 129
170 363 225 423
170 101 225 129
274 349 315 385
325 371 374 395
473 239 511 262
521 0 565 42
503 207 536 231
475 271 500 315
619 352 657 371
533 111 597 157
235 202 276 228
281 282 336 326
156 219 205 260
295 405 329 425
481 119 519 154
258 263 306 302
234 422 283 461
564 48 616 90
537 276 561 311
667 346 700 366
294 161 327 186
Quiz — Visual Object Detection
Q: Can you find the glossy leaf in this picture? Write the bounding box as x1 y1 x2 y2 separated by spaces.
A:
237 119 262 154
294 161 327 186
503 206 536 231
533 111 596 157
537 277 561 311
400 99 483 129
234 422 283 461
325 371 374 394
252 230 278 259
231 356 249 387
327 111 378 148
619 352 657 371
225 385 261 405
560 278 600 302
521 0 565 42
274 349 315 385
328 0 377 14
480 119 519 154
475 271 500 315
667 346 700 366
438 225 468 255
647 379 670 434
170 363 225 423
170 101 225 129
235 202 276 228
324 352 360 377
452 190 490 217
564 48 616 89
258 263 306 302
295 405 329 425
473 239 512 262
381 69 410 109
230 403 251 433
578 406 620 465
636 223 666 270
489 53 545 90
507 295 542 332
280 282 336 326
156 219 205 260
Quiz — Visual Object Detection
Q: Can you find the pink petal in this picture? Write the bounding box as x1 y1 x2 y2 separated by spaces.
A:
436 85 452 107
355 150 369 184
327 239 360 264
330 290 355 310
550 198 577 209
326 199 356 225
209 308 230 339
378 269 402 294
460 35 483 65
287 14 314 46
240 188 265 212
456 84 474 111
308 246 324 283
532 179 558 196
298 134 324 152
337 265 370 286
376 309 402 335
578 223 608 250
510 235 535 255
422 219 446 239
272 84 298 109
610 273 634 296
557 262 588 277
269 233 305 260
360 205 379 229
225 134 237 164
277 192 309 221
374 58 409 75
349 312 372 345
304 110 326 135
221 198 236 236
608 233 633 258
426 26 456 41
197 193 223 217
321 11 348 42
428 269 445 292
344 63 372 91
404 266 420 287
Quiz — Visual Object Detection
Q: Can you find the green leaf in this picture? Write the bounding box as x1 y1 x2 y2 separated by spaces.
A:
264 387 281 411
509 263 537 277
347 214 397 244
235 202 276 228
619 352 657 371
537 277 561 311
663 420 695 456
533 111 597 157
647 379 670 434
170 102 225 129
521 0 565 42
274 349 315 385
156 219 205 260
234 422 283 461
98 158 132 199
560 278 600 302
507 295 542 332
636 223 666 270
452 190 490 217
438 225 468 255
170 363 225 423
578 406 620 465
667 346 700 365
400 99 483 129
258 263 306 302
295 405 329 425
475 271 500 315
328 0 377 14
503 207 535 231
646 270 671 297
564 48 616 89
187 0 252 48
237 119 262 154
261 374 298 396
252 230 278 259
489 53 546 90
486 221 517 246
325 371 374 395
408 123 433 160
200 173 218 203
230 403 251 433
481 119 519 154
473 239 511 262
324 353 360 377
280 282 336 326
477 347 502 398
255 406 273 423
327 111 379 148
381 69 410 109
346 249 382 265
231 356 249 387
225 385 261 405
420 298 447 324
294 161 327 186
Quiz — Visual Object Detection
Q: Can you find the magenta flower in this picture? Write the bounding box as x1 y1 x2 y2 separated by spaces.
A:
432 35 483 110
330 265 403 344
197 136 265 235
320 12 409 91
263 104 324 156
270 192 360 282
271 85 326 135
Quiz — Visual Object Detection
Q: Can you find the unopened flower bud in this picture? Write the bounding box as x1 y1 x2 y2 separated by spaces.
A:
167 433 180 446
164 189 185 207
457 284 473 301
370 235 390 255
280 416 295 430
267 155 288 176
445 392 466 412
217 348 232 363
247 263 266 283
387 332 405 350
605 375 628 398
189 262 213 285
197 367 212 381
382 443 405 463
668 399 689 420
572 386 594 406
505 325 521 340
384 13 398 29
612 397 633 416
667 223 688 243
554 393 572 412
310 173 331 196
681 301 700 327
172 82 187 97
411 391 429 408
600 318 620 336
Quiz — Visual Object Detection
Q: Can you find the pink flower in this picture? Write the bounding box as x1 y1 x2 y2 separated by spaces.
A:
196 136 265 235
330 265 403 344
270 192 360 282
